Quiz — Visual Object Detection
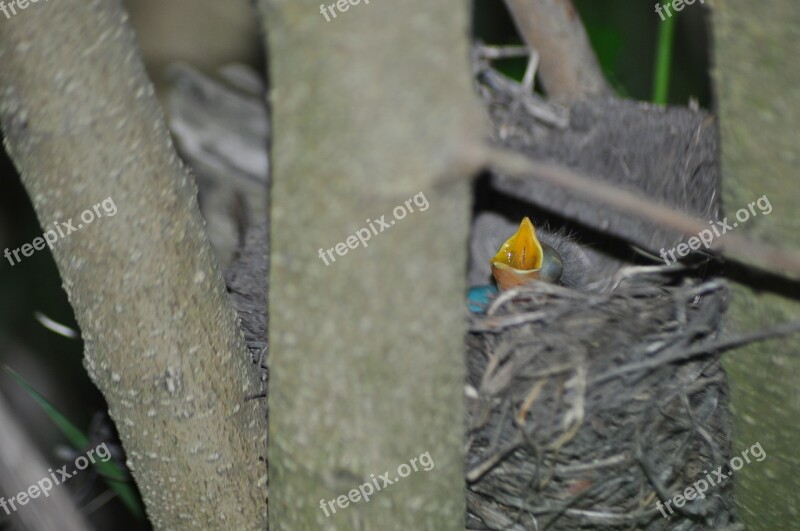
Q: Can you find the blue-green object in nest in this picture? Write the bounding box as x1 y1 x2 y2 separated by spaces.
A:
467 284 498 314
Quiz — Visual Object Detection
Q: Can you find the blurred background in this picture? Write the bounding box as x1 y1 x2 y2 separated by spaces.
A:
0 1 711 528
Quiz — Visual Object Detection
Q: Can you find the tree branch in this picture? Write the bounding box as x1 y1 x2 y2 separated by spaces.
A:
0 1 267 528
257 0 487 527
712 0 800 526
481 145 800 281
503 0 612 100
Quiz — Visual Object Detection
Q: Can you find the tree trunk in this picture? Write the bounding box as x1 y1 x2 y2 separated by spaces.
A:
712 0 800 527
257 0 487 528
0 1 267 528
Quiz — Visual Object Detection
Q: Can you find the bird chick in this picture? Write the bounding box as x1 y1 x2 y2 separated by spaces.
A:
490 216 563 290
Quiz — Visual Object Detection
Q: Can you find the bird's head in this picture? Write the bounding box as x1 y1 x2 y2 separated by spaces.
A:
490 217 563 290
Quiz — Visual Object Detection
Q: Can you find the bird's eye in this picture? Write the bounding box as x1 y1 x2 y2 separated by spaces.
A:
539 243 563 283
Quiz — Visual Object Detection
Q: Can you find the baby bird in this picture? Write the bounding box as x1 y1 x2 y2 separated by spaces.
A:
490 216 563 290
467 212 597 313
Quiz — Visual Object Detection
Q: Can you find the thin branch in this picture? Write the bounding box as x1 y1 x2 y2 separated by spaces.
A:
503 0 612 100
592 318 800 385
479 145 800 281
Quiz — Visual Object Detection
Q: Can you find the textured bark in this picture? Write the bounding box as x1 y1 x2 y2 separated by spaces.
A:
712 0 800 527
0 1 267 528
166 63 269 269
257 0 486 528
503 0 612 100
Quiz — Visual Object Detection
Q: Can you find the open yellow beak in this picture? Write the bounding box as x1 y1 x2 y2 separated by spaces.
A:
491 217 561 290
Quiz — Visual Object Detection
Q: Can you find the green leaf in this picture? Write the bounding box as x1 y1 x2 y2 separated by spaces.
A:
652 0 677 104
4 366 144 519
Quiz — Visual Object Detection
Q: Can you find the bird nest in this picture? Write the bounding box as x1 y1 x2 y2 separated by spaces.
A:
464 271 735 530
209 60 739 529
224 224 737 529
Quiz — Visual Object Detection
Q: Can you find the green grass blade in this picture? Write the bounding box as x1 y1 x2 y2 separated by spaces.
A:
5 366 89 447
652 1 677 104
4 366 144 519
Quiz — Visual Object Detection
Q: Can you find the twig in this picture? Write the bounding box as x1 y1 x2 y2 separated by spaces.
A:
592 319 800 385
502 0 612 100
470 310 549 333
479 145 800 281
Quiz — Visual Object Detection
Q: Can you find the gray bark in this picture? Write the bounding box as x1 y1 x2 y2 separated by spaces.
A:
712 0 800 527
256 0 487 528
0 1 267 528
166 63 269 269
